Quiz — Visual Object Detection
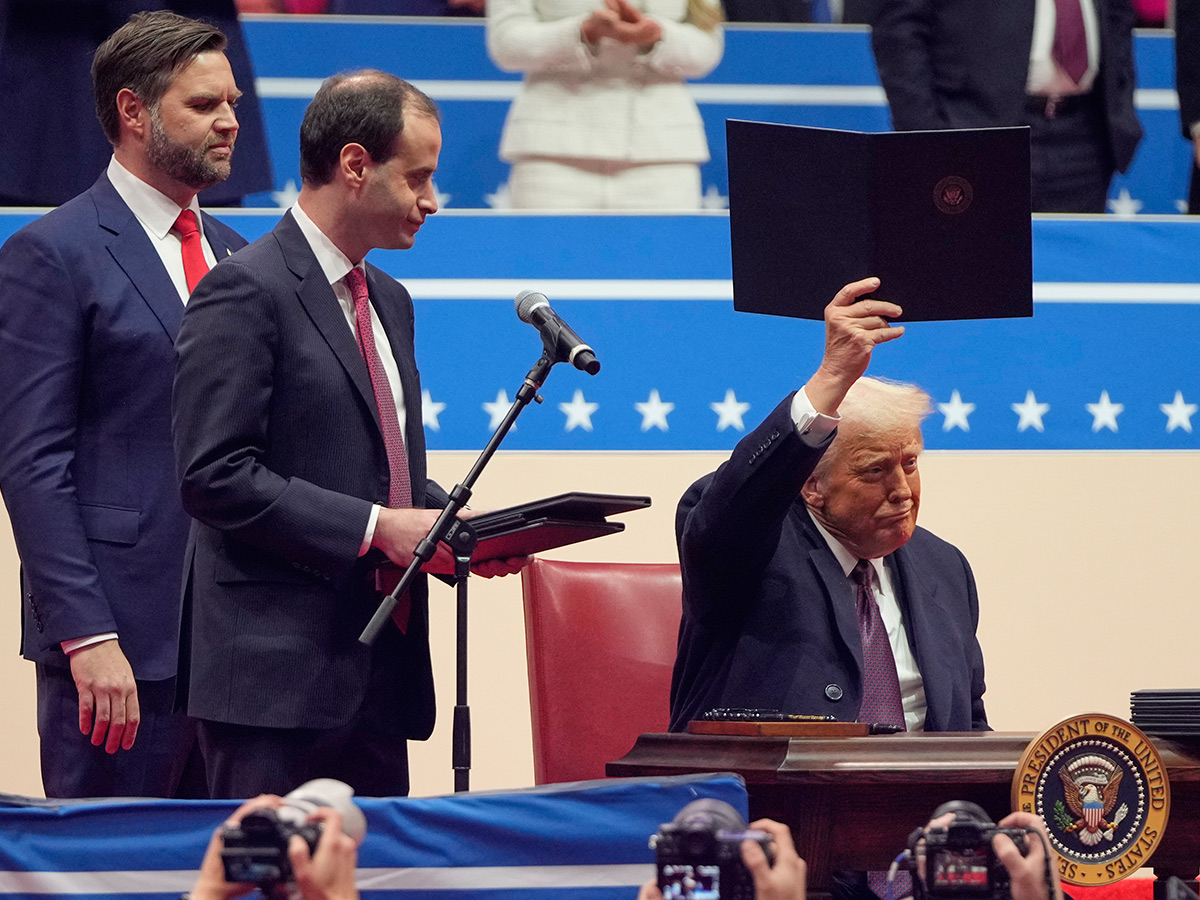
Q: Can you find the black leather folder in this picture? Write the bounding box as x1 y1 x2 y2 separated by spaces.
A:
454 492 652 561
727 119 1033 322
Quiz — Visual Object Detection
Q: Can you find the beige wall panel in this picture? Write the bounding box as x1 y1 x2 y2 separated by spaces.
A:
1 450 1196 799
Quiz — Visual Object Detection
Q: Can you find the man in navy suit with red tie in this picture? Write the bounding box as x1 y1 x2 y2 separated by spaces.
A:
172 71 524 799
0 11 247 798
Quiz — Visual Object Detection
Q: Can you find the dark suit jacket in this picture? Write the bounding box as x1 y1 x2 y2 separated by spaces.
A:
0 0 272 206
173 212 444 737
1177 0 1200 211
0 172 245 679
871 0 1143 174
669 394 988 733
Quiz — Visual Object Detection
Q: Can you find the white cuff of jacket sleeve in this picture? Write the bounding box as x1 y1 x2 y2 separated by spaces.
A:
61 633 118 655
360 504 381 557
791 388 840 446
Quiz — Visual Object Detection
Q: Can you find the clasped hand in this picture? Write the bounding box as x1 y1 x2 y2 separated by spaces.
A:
581 0 663 47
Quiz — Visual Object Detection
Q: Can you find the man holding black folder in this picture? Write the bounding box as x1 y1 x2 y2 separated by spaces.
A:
670 277 988 739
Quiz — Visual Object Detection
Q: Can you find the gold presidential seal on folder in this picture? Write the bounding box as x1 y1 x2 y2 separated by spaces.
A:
1011 713 1169 886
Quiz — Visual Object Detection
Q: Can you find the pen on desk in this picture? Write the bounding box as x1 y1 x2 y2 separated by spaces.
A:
868 723 905 734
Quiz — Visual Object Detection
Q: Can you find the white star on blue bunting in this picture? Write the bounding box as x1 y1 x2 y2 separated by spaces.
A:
635 390 675 432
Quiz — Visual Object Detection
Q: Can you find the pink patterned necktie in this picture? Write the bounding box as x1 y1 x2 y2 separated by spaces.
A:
854 565 911 899
345 268 414 633
1052 0 1088 85
345 267 412 509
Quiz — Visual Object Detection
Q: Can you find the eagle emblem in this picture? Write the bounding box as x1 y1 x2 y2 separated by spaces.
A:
933 175 973 214
1057 754 1129 846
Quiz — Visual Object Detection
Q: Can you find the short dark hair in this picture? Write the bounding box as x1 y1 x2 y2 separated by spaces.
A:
92 11 227 145
299 70 440 186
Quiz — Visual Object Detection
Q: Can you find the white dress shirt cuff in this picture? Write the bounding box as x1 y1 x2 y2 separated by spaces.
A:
61 633 118 655
361 504 381 557
790 388 840 447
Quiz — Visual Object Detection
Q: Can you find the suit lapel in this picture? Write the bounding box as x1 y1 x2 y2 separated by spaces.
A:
199 211 236 260
92 174 185 341
274 213 380 427
799 512 863 669
890 543 947 730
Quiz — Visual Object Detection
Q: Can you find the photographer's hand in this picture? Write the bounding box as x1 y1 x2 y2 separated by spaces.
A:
191 796 285 900
288 807 360 900
994 812 1063 900
636 818 807 900
742 819 807 900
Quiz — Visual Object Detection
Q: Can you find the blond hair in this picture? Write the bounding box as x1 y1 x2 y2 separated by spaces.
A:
810 377 932 482
685 0 724 31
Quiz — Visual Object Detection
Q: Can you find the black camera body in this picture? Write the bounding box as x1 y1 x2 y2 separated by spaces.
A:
221 807 322 886
219 778 365 893
918 801 1030 900
651 798 775 900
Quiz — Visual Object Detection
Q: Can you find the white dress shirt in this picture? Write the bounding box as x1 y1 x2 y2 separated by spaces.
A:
1028 0 1102 95
290 202 407 554
106 157 219 304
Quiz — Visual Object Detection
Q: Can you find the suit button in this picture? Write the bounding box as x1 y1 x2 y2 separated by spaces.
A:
825 683 843 701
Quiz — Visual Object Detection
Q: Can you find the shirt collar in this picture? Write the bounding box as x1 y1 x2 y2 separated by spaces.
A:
290 200 360 287
106 156 201 241
806 507 887 585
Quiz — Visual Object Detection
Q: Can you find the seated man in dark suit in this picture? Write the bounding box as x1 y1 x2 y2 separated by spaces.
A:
670 276 988 736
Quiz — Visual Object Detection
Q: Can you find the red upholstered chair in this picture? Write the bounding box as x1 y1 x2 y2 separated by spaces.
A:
520 558 683 785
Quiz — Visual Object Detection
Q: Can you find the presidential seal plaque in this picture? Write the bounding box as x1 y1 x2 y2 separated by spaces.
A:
1012 713 1169 886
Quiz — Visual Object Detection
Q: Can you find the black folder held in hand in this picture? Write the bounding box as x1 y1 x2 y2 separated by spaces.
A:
727 120 1033 322
452 492 651 562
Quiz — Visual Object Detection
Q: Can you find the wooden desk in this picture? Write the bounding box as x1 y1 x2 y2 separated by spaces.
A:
608 732 1200 892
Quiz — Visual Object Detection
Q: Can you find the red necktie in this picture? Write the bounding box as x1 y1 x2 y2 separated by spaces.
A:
1052 0 1089 85
171 210 210 294
854 563 911 899
345 267 414 632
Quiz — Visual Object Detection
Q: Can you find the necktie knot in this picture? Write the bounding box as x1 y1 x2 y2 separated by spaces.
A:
171 209 208 294
172 209 200 239
344 266 369 305
852 559 875 596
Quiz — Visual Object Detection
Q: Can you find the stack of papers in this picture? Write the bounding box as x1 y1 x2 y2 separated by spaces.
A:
1130 689 1200 739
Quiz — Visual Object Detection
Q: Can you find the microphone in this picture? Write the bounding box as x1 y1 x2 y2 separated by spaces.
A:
514 290 600 375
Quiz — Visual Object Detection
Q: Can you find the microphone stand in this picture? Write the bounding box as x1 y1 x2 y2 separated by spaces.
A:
359 351 557 793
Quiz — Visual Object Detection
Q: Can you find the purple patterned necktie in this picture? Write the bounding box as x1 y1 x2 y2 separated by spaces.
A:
346 267 414 632
852 560 906 728
852 560 911 899
1052 0 1088 85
